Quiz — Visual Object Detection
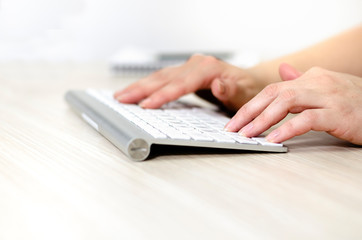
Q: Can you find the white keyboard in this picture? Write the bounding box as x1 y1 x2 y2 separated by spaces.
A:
88 89 284 146
65 89 287 161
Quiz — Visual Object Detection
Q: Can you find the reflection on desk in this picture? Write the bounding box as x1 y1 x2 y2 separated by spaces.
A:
0 62 361 240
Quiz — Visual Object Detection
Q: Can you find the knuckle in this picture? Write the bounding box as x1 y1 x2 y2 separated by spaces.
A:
282 119 305 136
308 66 325 74
302 110 318 124
307 67 338 85
150 67 180 83
263 83 279 98
203 55 219 63
238 104 251 116
150 69 167 80
199 55 220 67
318 72 335 85
282 120 303 136
165 82 188 96
306 66 328 80
281 111 319 137
172 78 190 93
279 89 297 102
188 54 205 63
256 112 269 124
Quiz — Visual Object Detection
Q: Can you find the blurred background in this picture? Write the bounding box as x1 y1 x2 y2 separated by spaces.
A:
0 0 361 65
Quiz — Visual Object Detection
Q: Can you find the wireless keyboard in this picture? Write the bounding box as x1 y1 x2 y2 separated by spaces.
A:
65 89 287 161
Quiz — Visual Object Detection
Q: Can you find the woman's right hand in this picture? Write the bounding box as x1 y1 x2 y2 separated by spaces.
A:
114 54 268 111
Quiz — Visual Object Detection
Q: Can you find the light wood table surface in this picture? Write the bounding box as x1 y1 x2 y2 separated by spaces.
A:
0 62 361 240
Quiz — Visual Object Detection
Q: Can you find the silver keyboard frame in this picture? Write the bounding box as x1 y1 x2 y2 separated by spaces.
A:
65 90 288 161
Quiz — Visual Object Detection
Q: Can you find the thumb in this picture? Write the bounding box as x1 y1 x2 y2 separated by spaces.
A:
210 78 229 102
194 78 231 110
279 63 302 81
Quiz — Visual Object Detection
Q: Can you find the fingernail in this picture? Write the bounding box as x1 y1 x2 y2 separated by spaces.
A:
266 130 280 142
224 117 236 131
217 80 226 95
224 122 231 131
139 98 152 108
239 122 253 136
116 93 127 102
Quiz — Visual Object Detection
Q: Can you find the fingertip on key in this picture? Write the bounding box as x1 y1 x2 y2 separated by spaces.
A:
139 98 152 108
266 129 280 143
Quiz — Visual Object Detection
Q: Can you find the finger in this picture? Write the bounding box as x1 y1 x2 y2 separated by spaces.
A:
266 109 336 143
114 73 157 97
139 84 188 108
140 68 215 108
225 82 283 131
140 57 223 108
239 88 325 137
210 78 240 109
114 79 143 98
279 63 302 81
113 78 163 103
210 78 227 99
114 67 180 103
114 84 151 103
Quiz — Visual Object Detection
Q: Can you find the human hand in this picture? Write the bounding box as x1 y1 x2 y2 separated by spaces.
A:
225 63 362 145
114 55 266 111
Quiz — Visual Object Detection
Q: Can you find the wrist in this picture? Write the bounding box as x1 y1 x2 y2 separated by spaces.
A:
245 61 281 90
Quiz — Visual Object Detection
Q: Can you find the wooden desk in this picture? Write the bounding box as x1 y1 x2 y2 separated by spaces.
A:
0 62 361 240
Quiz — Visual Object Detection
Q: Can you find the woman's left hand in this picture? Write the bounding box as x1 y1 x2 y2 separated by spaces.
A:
225 63 362 145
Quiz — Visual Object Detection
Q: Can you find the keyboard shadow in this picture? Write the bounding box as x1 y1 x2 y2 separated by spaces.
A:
147 132 362 160
147 144 266 160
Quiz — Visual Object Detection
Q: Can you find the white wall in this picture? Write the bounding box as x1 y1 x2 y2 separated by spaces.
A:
0 0 361 62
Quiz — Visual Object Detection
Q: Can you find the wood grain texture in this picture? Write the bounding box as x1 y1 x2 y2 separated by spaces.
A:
0 62 361 240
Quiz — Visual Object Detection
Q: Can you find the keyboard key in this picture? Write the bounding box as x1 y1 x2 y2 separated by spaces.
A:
225 132 258 145
205 133 235 143
252 137 283 147
188 132 214 141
